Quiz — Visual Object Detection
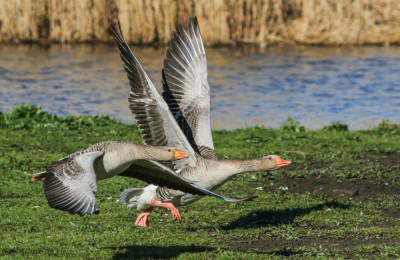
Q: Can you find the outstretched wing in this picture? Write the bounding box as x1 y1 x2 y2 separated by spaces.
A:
110 23 197 171
43 151 103 216
162 17 216 160
119 159 255 202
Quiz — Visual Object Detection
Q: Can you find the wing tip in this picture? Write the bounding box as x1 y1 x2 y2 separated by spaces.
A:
109 20 123 38
224 194 258 202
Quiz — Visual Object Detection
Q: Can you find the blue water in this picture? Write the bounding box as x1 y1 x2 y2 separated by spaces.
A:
0 44 399 130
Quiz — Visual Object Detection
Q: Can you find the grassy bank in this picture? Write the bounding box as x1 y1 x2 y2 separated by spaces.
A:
1 105 400 258
1 0 400 45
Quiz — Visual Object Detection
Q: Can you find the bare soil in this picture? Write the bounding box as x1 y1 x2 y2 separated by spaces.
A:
273 175 400 203
228 238 400 256
225 173 400 255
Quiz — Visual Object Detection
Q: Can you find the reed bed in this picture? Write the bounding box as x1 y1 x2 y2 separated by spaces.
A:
1 0 400 45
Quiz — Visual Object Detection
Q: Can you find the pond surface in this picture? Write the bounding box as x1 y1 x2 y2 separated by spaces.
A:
0 44 399 130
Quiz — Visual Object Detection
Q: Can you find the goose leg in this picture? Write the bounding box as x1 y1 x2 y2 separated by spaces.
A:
150 198 181 223
134 206 154 227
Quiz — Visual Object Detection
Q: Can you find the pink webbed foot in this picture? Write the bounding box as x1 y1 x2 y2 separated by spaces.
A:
134 207 153 227
151 199 181 223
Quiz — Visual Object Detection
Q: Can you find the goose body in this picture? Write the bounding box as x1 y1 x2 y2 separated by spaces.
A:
121 155 288 210
111 18 291 227
33 141 252 216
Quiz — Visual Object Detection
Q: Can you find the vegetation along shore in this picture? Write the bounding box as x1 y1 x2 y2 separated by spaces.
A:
1 104 400 258
1 0 400 46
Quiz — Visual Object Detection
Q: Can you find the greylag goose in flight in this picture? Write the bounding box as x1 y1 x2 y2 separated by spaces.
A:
110 18 291 227
32 140 253 216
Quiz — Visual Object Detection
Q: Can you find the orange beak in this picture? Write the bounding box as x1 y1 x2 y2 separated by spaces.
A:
276 157 291 168
174 149 188 160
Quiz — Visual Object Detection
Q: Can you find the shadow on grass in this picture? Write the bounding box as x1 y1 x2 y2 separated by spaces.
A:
222 200 351 230
267 248 305 256
110 245 214 259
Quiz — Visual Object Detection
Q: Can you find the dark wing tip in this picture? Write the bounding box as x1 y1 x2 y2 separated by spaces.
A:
193 17 200 31
188 17 194 26
177 24 187 37
193 183 258 202
78 209 99 217
109 23 116 34
222 194 258 202
109 22 119 38
109 20 126 43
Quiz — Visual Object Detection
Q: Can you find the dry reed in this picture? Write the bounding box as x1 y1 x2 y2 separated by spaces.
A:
1 0 400 45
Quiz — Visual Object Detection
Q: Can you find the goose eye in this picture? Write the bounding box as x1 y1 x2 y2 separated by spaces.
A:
168 149 172 152
268 157 272 160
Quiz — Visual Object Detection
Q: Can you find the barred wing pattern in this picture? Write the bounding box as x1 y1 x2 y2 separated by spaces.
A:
43 151 103 216
162 17 216 160
110 23 197 171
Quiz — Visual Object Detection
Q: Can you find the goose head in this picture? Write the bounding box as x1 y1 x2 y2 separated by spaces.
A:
158 147 189 161
260 155 291 170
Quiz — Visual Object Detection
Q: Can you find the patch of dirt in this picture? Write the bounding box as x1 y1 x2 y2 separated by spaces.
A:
381 208 400 219
221 175 400 230
288 153 400 173
375 153 400 166
270 175 400 202
288 160 330 171
372 153 400 173
222 174 400 256
227 237 400 254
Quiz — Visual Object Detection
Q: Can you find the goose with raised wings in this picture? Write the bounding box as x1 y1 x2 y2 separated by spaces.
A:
32 140 252 217
110 18 291 227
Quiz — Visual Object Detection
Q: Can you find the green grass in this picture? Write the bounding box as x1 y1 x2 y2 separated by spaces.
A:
1 105 400 259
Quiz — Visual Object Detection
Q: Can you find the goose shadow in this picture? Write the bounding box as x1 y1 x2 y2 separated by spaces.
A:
221 200 351 230
109 245 214 259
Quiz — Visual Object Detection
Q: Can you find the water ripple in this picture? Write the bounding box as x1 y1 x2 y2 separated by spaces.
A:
0 45 399 130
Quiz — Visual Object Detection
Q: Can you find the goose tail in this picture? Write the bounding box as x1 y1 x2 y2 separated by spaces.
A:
120 188 145 208
31 171 47 182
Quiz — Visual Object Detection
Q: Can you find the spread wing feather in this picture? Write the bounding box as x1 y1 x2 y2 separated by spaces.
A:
42 151 103 216
110 23 197 171
162 17 216 160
